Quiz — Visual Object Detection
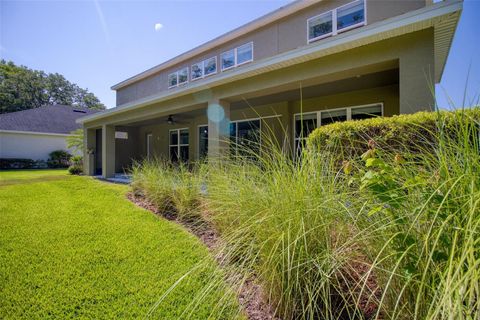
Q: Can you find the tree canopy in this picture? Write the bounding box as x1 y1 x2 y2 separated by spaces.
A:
0 60 106 114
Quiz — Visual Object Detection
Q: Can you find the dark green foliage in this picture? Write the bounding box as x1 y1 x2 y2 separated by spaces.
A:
0 158 48 169
0 60 106 114
307 108 480 160
47 150 72 168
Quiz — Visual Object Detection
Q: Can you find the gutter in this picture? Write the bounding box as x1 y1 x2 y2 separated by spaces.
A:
78 0 462 125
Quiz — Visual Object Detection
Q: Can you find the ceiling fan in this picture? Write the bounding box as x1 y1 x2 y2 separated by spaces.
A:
166 114 187 125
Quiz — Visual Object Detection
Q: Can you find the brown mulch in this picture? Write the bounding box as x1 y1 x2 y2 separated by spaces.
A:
126 192 279 320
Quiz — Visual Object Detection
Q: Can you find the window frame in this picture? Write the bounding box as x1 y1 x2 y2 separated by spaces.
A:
146 133 153 158
203 56 217 77
168 71 179 89
177 67 189 85
169 128 189 162
221 42 254 72
191 61 204 81
307 0 366 43
293 102 383 155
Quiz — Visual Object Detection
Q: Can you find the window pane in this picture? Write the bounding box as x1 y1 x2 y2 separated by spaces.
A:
321 109 347 125
237 120 260 157
351 104 382 120
179 146 189 162
198 126 208 159
170 146 178 162
295 113 317 138
170 131 178 145
295 139 307 158
337 0 365 31
168 72 177 87
191 63 203 80
178 68 188 84
308 11 333 40
236 43 253 65
221 50 235 70
180 129 189 145
204 57 217 76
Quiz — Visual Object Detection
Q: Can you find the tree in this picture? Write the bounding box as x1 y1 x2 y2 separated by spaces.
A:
0 60 106 114
66 129 84 155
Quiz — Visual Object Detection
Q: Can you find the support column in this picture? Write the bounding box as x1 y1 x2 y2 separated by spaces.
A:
207 99 230 160
83 128 96 176
399 29 435 114
102 124 116 178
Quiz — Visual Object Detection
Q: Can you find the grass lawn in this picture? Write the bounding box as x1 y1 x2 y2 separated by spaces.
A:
0 170 237 319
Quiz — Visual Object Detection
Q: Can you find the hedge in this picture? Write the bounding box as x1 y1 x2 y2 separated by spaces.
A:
307 108 480 160
0 158 48 170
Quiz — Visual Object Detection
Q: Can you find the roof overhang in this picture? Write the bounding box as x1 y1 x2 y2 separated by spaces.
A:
79 0 462 125
0 129 72 137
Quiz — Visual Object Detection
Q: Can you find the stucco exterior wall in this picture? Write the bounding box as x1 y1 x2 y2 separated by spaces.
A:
128 83 398 162
116 0 426 106
0 131 71 160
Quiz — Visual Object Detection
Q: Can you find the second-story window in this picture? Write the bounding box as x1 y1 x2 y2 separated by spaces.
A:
308 0 365 43
168 67 188 88
236 42 253 65
204 57 217 76
168 72 178 88
191 62 203 80
221 49 235 71
178 67 188 84
337 0 365 31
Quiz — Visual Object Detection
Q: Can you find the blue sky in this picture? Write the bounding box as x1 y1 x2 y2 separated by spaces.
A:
1 0 479 109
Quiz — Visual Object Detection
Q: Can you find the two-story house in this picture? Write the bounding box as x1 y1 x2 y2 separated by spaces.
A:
78 0 462 178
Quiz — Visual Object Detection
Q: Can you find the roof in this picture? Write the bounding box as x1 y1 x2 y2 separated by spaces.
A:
78 0 462 125
0 105 99 134
111 0 321 90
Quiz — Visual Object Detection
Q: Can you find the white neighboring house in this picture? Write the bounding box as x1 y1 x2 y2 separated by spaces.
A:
0 105 99 161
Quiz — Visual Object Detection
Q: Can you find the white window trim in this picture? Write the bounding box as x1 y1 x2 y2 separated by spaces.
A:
168 67 189 89
168 71 179 89
236 42 254 67
307 0 366 44
221 42 254 72
203 56 218 77
220 49 236 72
191 61 204 81
293 102 383 151
169 128 189 161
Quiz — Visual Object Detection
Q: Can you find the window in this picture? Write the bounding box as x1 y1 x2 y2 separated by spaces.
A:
308 11 333 41
221 49 235 71
204 57 217 76
169 128 189 162
294 103 383 156
191 62 203 80
168 67 188 88
221 42 254 72
320 109 347 125
337 0 365 32
168 72 178 88
351 104 382 120
198 125 208 159
294 113 317 156
178 67 188 84
236 42 253 65
308 0 366 43
230 119 260 158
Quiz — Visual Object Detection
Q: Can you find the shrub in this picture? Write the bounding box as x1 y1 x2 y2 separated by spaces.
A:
47 150 72 168
307 108 480 161
0 158 48 169
68 155 83 175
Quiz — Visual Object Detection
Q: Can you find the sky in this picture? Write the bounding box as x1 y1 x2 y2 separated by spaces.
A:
1 0 479 109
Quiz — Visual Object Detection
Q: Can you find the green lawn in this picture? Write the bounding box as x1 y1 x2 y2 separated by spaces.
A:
0 170 237 319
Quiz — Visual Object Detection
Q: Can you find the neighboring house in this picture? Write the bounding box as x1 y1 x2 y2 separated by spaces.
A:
0 105 98 161
77 0 462 178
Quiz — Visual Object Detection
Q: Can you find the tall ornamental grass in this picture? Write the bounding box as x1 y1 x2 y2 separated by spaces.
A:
132 109 480 319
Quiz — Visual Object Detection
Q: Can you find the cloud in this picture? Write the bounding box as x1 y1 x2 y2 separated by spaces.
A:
93 0 111 46
154 23 163 31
